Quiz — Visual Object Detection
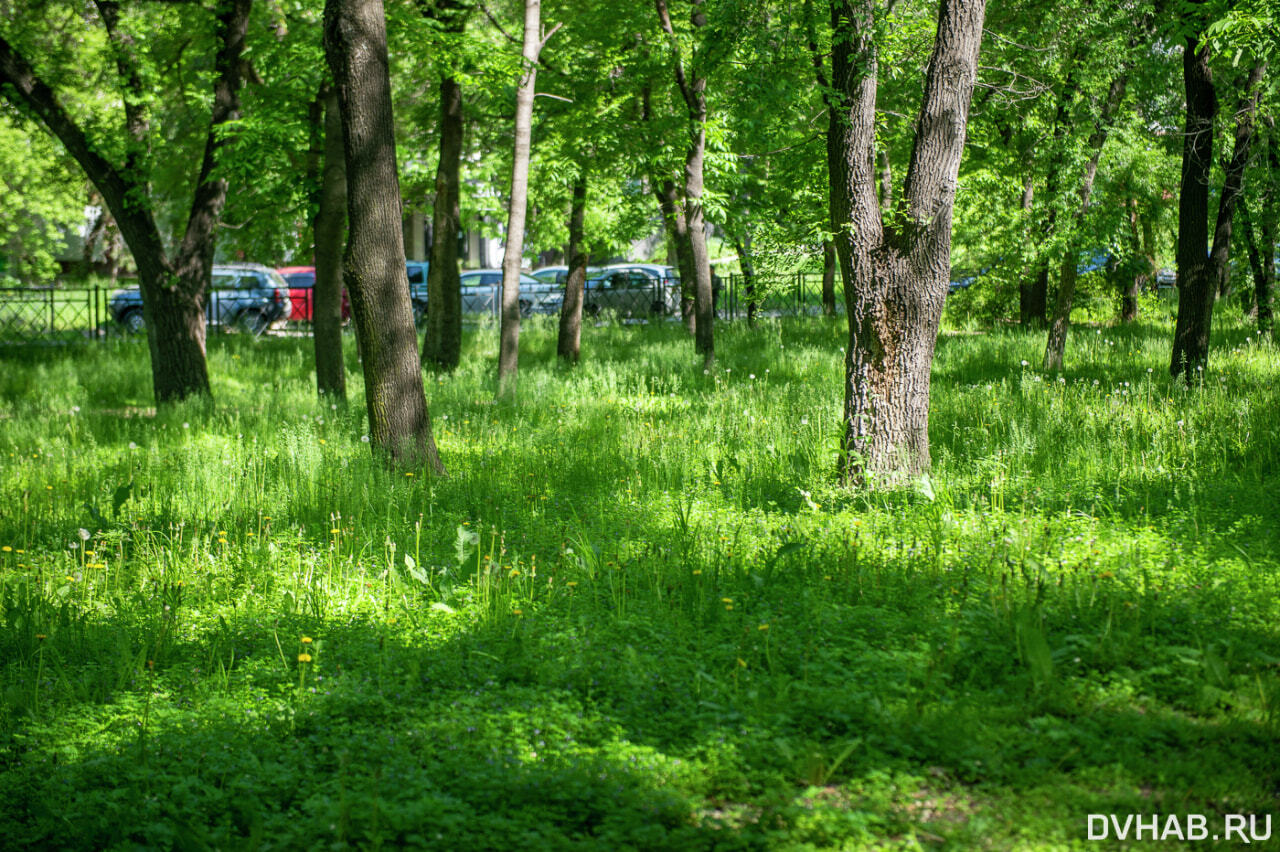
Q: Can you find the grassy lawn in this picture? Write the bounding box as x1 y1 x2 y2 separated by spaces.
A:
1 312 1277 850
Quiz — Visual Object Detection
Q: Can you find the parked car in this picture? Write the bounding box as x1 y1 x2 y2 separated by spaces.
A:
276 266 351 322
460 269 563 316
582 264 680 317
530 265 603 284
110 263 289 334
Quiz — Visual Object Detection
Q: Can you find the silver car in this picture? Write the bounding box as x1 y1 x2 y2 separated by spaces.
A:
460 269 563 317
583 264 680 317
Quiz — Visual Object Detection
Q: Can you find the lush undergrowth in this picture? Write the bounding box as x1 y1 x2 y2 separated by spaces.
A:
1 311 1277 850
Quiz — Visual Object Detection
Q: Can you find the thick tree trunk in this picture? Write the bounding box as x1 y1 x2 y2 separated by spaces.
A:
325 0 444 473
424 74 464 371
822 239 837 316
828 0 986 483
497 0 548 398
1043 74 1127 371
1171 55 1264 380
314 87 347 400
557 168 588 363
0 1 252 403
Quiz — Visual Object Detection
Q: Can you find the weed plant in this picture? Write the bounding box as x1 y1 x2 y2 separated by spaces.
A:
0 311 1277 849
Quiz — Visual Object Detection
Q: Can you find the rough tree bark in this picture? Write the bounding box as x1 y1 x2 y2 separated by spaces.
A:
1043 73 1127 371
497 0 557 397
656 0 714 368
557 168 588 363
828 0 986 483
424 73 464 371
1170 53 1265 380
0 0 253 403
314 87 347 400
656 177 697 334
324 0 444 472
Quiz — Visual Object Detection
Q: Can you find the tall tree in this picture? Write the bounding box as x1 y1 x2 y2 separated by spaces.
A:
325 0 445 472
313 87 348 400
827 0 987 482
497 0 557 398
557 168 589 362
1043 73 1128 370
1170 45 1266 380
0 0 253 402
421 0 470 372
655 0 715 367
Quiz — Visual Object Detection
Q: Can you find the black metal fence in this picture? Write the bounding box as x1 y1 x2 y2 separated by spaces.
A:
0 274 842 344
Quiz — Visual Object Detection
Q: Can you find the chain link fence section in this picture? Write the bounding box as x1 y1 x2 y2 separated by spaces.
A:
0 286 113 344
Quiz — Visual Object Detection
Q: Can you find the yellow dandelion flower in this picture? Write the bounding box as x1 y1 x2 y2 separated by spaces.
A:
246 532 255 537
721 597 733 603
405 472 414 477
513 609 523 616
301 636 313 644
758 623 770 631
691 569 702 575
509 568 520 577
737 658 747 667
218 538 227 544
330 529 340 534
35 633 46 640
724 604 734 611
566 581 577 587
298 653 312 663
1 546 11 552
65 575 76 582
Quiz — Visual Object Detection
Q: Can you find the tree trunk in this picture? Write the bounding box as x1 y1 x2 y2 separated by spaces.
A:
1043 73 1127 371
1016 173 1039 325
314 87 347 400
828 0 986 483
731 230 758 327
325 0 444 473
498 0 548 398
1121 201 1153 322
1171 54 1264 380
656 0 714 367
424 74 464 371
1258 118 1277 333
822 239 837 316
557 168 588 363
0 1 252 403
655 177 696 334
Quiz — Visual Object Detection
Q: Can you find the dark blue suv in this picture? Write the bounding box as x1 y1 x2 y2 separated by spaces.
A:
110 263 290 335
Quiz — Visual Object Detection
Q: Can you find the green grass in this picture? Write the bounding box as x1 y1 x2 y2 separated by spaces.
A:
1 311 1278 850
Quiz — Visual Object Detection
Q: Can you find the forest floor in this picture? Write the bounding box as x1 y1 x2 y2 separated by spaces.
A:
1 309 1277 850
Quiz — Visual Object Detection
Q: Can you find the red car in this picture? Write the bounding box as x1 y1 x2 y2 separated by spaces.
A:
277 266 350 321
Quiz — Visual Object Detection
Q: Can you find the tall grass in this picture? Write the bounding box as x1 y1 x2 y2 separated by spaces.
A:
1 311 1277 849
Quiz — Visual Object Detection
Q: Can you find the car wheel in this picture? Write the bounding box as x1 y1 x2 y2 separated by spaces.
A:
237 308 269 336
413 300 428 328
121 309 146 334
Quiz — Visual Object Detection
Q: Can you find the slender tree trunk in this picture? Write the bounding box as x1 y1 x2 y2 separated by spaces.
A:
557 168 588 363
325 0 444 473
822 239 837 316
1044 74 1127 371
828 0 986 483
732 230 757 327
498 0 551 397
1016 173 1039 325
1258 118 1277 332
1121 201 1153 322
424 74 464 370
1171 55 1265 380
314 87 347 400
656 0 714 367
656 177 696 333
